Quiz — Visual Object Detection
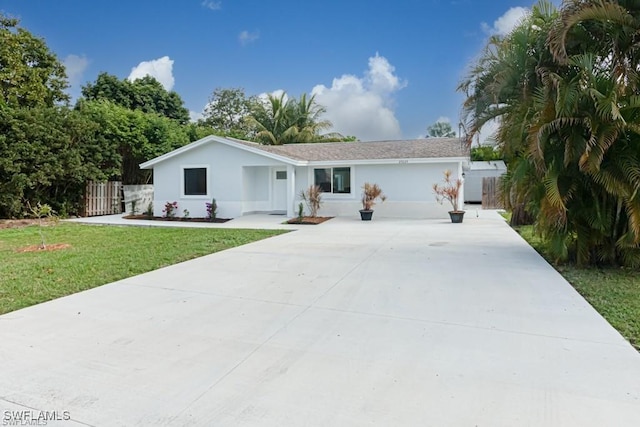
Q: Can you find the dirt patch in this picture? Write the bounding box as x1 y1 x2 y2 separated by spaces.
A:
16 243 72 253
123 215 231 223
0 219 58 230
286 216 333 225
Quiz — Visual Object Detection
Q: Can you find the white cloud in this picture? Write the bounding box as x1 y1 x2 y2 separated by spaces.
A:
62 54 89 86
466 119 500 146
239 30 260 46
311 53 407 141
189 110 203 122
436 116 451 124
257 89 286 104
128 56 175 91
481 6 529 36
201 0 221 10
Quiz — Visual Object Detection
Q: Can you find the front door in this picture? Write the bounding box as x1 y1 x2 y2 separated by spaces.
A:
272 168 287 212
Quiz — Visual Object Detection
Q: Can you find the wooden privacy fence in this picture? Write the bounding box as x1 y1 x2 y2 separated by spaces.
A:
84 181 122 216
482 177 503 209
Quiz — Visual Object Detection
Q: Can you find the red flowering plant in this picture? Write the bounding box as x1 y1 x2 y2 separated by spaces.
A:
162 201 178 219
433 170 463 213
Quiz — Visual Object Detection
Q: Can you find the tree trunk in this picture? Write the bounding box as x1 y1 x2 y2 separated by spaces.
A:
510 203 534 226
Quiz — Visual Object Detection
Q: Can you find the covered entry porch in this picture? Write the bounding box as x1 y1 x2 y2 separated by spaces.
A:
241 165 297 216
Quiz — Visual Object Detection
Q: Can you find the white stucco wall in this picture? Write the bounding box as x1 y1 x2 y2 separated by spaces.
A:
152 141 285 218
294 162 463 219
463 161 506 203
242 167 271 213
150 139 465 219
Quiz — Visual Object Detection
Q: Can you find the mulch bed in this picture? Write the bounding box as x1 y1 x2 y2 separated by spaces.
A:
123 215 231 223
286 216 333 225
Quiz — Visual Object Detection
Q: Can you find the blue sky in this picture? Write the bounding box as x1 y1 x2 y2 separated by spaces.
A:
2 0 541 141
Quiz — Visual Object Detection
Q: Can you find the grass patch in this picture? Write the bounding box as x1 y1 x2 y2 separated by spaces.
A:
514 224 640 350
0 223 285 315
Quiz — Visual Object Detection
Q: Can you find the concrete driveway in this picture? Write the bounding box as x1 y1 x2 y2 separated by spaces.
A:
1 212 639 426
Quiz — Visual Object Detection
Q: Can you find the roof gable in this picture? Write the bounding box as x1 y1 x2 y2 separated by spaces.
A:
139 135 301 169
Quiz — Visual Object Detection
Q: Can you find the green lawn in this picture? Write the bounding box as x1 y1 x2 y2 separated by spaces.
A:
514 224 640 351
0 223 285 315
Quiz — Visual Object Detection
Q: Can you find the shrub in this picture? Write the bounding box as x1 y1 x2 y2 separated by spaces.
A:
162 201 178 219
206 198 218 221
145 202 153 219
470 145 502 161
300 185 322 217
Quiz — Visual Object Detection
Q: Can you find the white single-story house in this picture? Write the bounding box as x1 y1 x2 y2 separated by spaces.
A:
463 161 507 203
140 136 470 219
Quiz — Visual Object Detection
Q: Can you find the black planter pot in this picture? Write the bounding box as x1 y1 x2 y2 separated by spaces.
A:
359 209 374 221
449 211 465 223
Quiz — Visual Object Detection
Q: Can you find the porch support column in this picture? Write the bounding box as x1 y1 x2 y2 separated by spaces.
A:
286 164 295 217
458 161 465 211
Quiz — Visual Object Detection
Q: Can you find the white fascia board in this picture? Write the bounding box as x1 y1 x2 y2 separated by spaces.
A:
217 138 305 166
139 135 218 169
139 135 305 169
308 157 469 167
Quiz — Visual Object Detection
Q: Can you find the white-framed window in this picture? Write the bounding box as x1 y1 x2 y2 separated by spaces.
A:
314 167 351 194
182 166 208 197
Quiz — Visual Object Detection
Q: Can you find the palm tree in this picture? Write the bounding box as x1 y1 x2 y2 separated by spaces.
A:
247 92 291 145
460 0 640 266
459 1 559 226
545 0 640 265
247 92 338 145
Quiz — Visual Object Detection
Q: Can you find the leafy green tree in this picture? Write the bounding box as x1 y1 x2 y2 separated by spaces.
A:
460 0 640 266
0 104 117 217
77 100 190 184
247 92 338 145
470 145 502 161
0 14 69 107
81 73 189 123
426 121 456 138
202 87 254 137
185 122 221 142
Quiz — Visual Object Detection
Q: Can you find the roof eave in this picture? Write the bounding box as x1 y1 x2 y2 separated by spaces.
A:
139 135 304 169
307 156 469 166
140 135 219 169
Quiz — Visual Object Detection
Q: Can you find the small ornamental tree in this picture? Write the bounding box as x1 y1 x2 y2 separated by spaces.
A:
433 170 463 212
28 202 56 249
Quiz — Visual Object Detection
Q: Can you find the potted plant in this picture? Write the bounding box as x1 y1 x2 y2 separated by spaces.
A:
433 169 465 223
360 182 386 221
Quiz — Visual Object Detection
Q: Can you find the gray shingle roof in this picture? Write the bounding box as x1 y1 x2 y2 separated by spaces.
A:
229 138 469 162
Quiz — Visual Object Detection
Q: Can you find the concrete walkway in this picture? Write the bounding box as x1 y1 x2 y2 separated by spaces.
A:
2 212 639 426
66 213 302 230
